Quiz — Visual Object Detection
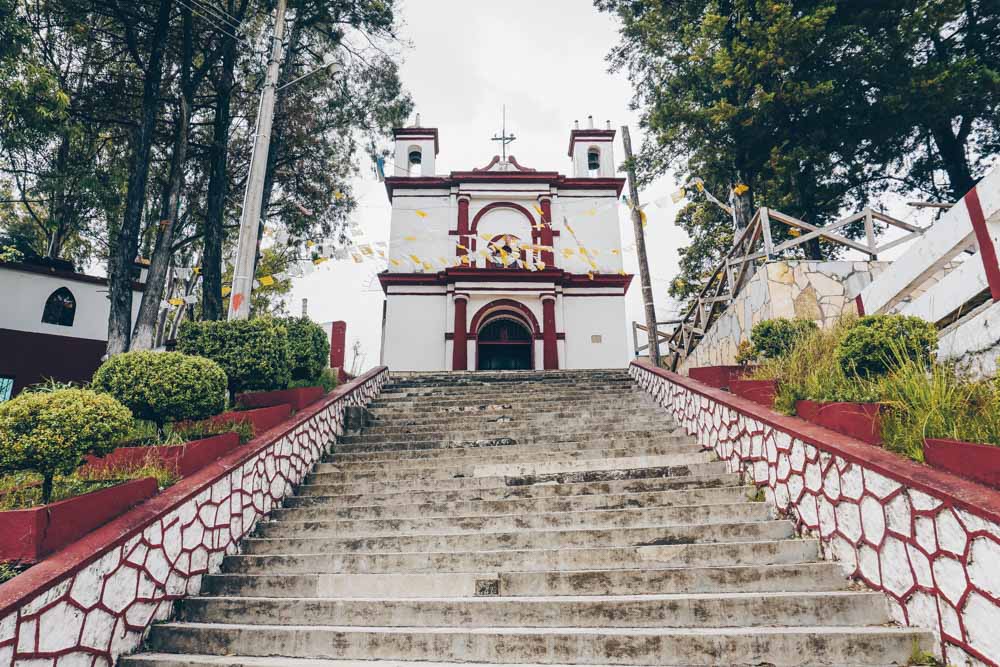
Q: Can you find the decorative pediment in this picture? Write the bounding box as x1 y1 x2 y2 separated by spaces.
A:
473 155 537 173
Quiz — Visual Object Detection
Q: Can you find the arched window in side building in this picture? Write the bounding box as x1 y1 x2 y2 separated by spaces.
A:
587 147 601 176
41 286 76 327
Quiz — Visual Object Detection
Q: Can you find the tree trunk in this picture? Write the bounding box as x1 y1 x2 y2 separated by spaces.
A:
930 123 976 200
106 0 174 355
41 474 53 505
201 10 238 321
731 169 754 231
45 134 70 259
131 7 193 350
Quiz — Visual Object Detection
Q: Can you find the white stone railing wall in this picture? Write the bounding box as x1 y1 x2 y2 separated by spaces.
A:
631 360 1000 667
0 366 390 667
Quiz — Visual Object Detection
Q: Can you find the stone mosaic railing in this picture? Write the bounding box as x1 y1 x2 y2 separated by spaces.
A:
0 366 389 667
630 359 1000 667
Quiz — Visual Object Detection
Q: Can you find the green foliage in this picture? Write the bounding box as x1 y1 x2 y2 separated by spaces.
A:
92 351 227 430
0 461 178 510
281 317 330 384
752 318 878 415
879 353 1000 461
0 389 132 502
0 561 26 584
177 319 291 394
735 340 757 367
170 418 255 445
750 318 819 360
836 315 938 379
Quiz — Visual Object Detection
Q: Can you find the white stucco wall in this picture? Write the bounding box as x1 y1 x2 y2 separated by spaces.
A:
562 294 628 368
381 291 447 371
0 265 141 341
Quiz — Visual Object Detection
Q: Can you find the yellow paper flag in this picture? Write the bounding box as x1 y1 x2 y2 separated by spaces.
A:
390 258 402 267
334 191 346 200
461 255 471 265
414 210 428 218
404 235 417 241
585 209 597 216
536 261 546 270
221 286 232 297
422 261 433 271
640 210 648 227
306 240 315 248
352 254 363 263
587 272 595 280
313 257 328 265
168 297 185 306
618 269 626 276
258 275 275 287
408 254 421 264
534 204 544 216
565 221 576 234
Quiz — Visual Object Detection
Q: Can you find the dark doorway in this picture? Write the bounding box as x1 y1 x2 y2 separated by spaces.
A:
477 317 532 370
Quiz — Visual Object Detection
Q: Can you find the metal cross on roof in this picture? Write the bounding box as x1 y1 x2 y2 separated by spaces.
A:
491 105 516 161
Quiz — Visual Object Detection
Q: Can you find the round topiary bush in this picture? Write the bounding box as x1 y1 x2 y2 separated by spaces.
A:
281 317 330 385
750 318 819 360
836 314 938 378
177 318 291 395
0 388 133 502
92 350 227 431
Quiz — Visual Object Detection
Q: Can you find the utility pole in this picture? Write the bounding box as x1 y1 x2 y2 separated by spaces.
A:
228 0 287 320
621 125 660 367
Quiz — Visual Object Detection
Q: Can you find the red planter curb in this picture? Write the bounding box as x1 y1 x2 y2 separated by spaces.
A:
211 404 292 434
796 400 883 446
688 365 750 390
82 432 240 478
236 386 324 411
0 478 157 563
925 438 1000 489
729 378 778 408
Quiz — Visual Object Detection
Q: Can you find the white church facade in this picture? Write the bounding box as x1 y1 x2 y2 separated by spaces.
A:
379 120 633 371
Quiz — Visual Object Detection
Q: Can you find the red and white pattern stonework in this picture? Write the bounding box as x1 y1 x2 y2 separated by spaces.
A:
630 361 1000 667
0 367 389 667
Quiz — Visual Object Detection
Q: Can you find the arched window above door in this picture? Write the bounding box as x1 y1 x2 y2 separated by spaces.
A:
41 287 76 327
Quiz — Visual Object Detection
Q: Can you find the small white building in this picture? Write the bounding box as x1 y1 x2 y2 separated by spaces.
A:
0 260 143 398
379 120 633 371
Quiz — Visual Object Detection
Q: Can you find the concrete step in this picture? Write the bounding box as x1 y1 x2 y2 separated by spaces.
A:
277 485 756 520
144 623 932 666
310 451 716 483
321 443 705 473
291 472 744 507
364 407 669 431
121 655 914 667
358 417 669 439
255 502 773 539
223 538 818 575
301 461 732 496
333 433 700 455
326 435 693 464
336 427 676 446
201 561 853 599
176 591 892 629
373 386 643 402
242 520 796 556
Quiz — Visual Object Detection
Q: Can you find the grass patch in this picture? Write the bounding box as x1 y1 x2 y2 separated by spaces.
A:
0 561 27 585
121 417 254 447
0 462 178 511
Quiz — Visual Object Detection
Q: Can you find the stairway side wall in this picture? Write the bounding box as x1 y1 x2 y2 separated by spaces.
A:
631 359 1000 667
0 367 390 667
677 260 887 374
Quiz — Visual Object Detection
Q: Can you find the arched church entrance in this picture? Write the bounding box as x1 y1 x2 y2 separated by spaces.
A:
476 314 533 370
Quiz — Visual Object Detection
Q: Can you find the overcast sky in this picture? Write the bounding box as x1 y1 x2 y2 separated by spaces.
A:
291 0 689 371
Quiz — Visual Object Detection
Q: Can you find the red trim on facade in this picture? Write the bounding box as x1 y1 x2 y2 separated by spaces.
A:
452 295 469 370
0 328 107 396
1 260 146 290
966 188 1000 301
632 359 1000 524
542 296 558 369
539 197 555 265
379 268 634 292
507 156 536 172
855 294 866 316
468 298 541 337
383 175 626 198
456 197 471 257
567 129 616 157
392 127 439 154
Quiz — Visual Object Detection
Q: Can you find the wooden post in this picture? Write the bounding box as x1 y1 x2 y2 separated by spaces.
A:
621 126 660 367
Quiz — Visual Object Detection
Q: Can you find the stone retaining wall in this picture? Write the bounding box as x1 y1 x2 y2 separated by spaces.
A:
0 367 389 667
631 359 1000 667
678 260 886 373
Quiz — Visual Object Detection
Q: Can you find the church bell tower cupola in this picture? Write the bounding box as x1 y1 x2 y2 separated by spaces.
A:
568 116 615 178
393 116 439 177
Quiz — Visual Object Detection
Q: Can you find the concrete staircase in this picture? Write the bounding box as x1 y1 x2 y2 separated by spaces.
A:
124 369 933 666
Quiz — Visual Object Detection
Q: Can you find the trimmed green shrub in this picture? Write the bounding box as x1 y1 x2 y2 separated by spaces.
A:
0 389 133 502
750 318 819 360
836 315 937 378
281 317 330 384
92 351 227 432
177 318 291 394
